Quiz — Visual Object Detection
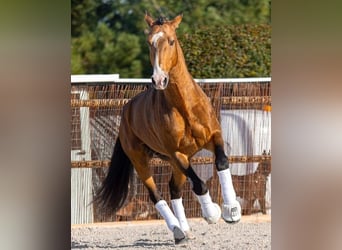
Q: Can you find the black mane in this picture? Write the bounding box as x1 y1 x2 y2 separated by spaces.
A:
154 16 167 25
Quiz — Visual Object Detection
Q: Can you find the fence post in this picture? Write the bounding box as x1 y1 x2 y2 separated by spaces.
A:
71 89 93 224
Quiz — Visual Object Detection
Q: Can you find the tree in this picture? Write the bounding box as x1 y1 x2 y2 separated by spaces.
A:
71 0 271 77
72 23 141 76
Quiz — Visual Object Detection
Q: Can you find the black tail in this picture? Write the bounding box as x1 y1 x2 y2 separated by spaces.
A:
95 138 134 211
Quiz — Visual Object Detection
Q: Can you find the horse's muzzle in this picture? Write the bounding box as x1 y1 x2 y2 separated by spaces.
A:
151 74 169 90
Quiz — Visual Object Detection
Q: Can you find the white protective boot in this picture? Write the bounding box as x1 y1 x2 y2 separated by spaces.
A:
155 200 187 244
195 191 221 224
222 202 242 223
217 168 241 223
171 198 196 239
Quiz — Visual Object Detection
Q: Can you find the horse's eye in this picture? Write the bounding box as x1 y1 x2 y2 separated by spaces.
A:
169 39 175 46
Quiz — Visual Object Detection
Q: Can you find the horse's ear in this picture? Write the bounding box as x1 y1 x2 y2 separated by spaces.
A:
171 14 183 29
145 12 154 28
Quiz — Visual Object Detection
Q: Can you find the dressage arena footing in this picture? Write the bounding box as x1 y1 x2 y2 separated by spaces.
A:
72 214 271 249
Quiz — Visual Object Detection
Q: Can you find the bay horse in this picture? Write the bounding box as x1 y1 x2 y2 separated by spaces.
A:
96 13 241 244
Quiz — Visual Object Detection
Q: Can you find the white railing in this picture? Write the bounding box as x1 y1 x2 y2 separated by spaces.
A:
71 74 271 84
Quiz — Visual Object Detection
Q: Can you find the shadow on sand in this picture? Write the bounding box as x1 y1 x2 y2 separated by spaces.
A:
72 238 176 249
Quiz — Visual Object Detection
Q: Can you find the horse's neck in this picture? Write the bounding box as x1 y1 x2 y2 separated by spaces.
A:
163 43 202 111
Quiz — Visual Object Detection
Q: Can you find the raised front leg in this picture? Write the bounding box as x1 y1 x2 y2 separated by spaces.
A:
172 152 221 224
213 137 242 223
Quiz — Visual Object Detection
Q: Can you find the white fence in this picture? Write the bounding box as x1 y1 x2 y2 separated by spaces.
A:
71 75 271 224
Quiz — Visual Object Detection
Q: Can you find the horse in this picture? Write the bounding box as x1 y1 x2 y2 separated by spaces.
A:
95 13 241 244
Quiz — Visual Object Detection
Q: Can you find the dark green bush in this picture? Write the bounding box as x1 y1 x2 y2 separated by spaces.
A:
179 24 271 78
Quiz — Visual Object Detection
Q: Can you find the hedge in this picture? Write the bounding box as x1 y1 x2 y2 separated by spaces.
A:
179 24 271 78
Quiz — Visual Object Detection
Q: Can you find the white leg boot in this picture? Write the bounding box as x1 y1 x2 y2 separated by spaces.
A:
195 191 221 224
217 168 241 223
155 200 186 244
171 198 195 239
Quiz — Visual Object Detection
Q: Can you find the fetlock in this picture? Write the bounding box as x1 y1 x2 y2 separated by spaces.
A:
202 203 221 224
196 191 221 224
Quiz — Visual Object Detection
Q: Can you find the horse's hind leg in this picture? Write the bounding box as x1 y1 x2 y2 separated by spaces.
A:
122 143 186 244
172 152 221 224
169 166 195 239
212 134 241 223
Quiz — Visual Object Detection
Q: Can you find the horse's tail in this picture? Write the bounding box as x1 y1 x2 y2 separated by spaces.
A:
95 137 134 211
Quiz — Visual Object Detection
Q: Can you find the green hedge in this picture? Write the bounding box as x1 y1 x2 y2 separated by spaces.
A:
179 24 271 78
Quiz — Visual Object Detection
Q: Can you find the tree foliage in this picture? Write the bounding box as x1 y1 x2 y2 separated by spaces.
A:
71 0 271 77
180 24 271 78
72 23 141 76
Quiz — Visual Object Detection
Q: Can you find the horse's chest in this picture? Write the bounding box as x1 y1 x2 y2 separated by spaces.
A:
167 112 208 149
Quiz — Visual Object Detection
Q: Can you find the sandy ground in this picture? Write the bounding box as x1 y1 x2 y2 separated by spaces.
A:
71 215 271 249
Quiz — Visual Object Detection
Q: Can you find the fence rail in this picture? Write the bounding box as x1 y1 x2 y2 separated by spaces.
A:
71 96 271 108
71 75 271 224
71 155 272 168
71 74 271 84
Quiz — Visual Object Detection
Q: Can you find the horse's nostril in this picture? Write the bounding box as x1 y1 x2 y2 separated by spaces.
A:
163 77 168 85
151 77 156 85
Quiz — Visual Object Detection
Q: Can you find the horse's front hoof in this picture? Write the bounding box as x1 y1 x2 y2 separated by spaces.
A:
222 202 241 224
173 226 187 245
204 203 221 224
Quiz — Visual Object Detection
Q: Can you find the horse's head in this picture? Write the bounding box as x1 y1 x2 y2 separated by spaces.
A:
145 13 182 90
